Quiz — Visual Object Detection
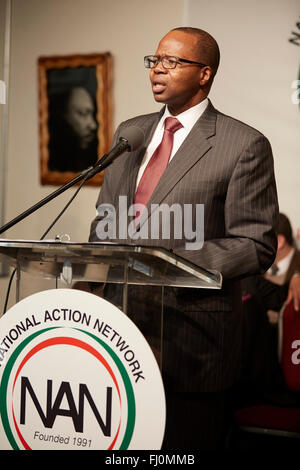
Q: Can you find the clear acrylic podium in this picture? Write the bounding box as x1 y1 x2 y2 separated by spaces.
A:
0 239 222 369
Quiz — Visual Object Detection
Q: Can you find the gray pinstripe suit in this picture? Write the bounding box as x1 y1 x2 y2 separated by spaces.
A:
89 100 278 393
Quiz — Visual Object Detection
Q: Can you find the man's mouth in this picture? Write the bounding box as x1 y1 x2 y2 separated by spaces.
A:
152 81 167 94
80 133 95 149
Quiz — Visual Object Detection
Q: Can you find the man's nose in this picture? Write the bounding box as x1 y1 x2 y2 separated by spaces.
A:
88 115 97 130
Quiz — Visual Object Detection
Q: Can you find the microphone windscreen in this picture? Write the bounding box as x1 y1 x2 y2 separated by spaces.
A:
121 126 145 151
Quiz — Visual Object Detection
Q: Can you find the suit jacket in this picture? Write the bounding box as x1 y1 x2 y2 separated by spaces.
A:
240 250 300 395
89 101 278 392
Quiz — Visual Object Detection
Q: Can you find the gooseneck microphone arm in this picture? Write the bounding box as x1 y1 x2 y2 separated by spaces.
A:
0 171 85 236
0 127 144 236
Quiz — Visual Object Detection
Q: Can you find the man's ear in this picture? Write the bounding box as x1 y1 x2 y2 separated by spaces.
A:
199 66 213 87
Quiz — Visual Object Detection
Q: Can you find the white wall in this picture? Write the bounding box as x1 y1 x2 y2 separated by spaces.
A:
184 0 300 237
0 0 184 312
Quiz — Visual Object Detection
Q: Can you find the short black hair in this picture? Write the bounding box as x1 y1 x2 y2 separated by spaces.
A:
277 213 294 246
171 27 220 77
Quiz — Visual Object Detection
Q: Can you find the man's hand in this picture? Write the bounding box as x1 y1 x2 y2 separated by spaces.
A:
286 274 300 311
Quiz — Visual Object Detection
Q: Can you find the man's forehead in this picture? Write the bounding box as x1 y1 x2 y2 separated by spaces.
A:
155 30 199 55
69 88 93 107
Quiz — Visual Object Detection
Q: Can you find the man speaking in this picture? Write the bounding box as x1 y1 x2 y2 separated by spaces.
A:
89 27 278 449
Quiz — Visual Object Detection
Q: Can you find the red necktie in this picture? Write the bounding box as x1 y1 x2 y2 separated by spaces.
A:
134 117 183 222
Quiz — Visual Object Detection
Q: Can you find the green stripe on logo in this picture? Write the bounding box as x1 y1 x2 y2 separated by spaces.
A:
0 327 136 450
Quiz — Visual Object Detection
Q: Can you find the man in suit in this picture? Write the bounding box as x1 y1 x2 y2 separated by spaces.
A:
239 213 300 405
265 212 300 319
243 213 300 323
89 27 278 449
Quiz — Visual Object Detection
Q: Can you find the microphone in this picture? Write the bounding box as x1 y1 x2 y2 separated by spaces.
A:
82 126 144 180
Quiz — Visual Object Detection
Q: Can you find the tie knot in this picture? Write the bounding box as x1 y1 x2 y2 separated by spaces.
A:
164 117 183 134
270 264 279 275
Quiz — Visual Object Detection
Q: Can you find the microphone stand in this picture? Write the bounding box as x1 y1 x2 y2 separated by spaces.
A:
0 134 133 236
0 147 119 236
0 132 141 314
0 156 109 315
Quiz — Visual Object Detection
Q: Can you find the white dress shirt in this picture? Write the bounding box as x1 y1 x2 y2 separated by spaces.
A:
267 248 295 276
135 99 209 189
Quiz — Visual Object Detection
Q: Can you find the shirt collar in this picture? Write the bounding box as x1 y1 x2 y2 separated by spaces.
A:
270 248 295 275
159 98 209 132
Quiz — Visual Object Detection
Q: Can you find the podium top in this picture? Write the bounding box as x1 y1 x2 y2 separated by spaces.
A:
0 239 222 289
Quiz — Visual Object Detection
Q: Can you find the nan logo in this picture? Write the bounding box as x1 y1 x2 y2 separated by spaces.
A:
0 289 166 450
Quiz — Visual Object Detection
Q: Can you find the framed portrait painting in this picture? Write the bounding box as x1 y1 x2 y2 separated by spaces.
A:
38 53 112 186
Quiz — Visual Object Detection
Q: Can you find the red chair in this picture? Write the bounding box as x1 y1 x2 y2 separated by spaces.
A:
233 301 300 446
279 301 300 391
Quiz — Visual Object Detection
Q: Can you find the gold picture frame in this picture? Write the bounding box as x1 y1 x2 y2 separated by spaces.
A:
38 53 112 186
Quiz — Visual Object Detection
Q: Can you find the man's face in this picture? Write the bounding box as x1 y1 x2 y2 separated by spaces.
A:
150 30 211 115
64 87 97 149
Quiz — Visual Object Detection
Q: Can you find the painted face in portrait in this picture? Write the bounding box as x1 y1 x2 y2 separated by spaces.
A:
64 87 97 149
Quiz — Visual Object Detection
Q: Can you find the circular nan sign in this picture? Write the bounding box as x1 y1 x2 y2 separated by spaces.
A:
0 289 166 450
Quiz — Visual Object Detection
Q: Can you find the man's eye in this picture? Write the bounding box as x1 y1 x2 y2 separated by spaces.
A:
77 110 91 117
166 59 177 66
